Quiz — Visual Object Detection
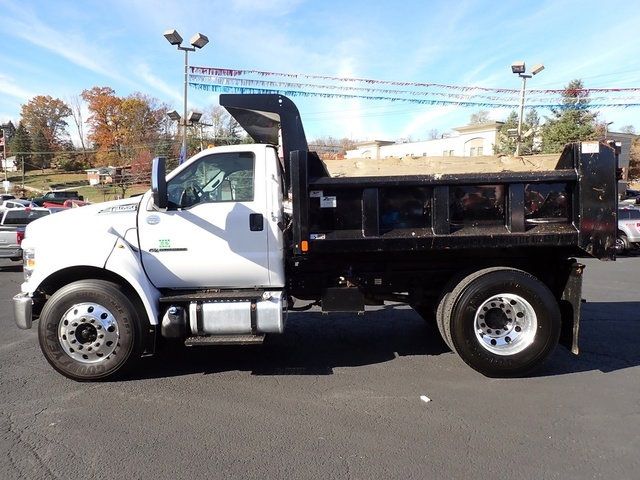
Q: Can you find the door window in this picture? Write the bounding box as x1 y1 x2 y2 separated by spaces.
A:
166 152 254 208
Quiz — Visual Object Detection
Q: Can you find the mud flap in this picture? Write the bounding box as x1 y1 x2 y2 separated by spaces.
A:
559 260 584 355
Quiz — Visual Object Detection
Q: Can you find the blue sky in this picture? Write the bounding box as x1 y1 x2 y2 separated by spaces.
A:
1 0 639 144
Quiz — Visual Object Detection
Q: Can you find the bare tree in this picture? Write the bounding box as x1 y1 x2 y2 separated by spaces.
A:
68 95 88 162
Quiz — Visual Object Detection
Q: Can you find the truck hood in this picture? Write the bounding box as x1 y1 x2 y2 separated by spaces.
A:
25 196 143 246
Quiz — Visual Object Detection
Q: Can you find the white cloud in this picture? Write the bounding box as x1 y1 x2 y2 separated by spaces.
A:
399 106 457 139
1 2 128 85
136 63 183 104
0 74 36 100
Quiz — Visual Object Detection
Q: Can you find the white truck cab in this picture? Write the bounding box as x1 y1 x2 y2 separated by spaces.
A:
139 144 285 289
14 143 287 380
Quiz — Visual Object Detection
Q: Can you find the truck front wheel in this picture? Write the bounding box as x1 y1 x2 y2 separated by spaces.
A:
38 280 140 381
443 268 560 377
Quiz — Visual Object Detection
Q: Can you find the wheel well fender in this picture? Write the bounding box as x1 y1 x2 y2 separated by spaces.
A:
38 265 159 354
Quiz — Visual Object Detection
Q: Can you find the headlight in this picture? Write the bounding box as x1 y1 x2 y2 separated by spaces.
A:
23 248 35 282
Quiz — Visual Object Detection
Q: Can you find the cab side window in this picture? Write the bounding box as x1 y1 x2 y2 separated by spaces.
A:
166 152 254 208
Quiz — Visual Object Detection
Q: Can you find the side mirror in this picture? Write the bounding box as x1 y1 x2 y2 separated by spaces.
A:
151 157 167 209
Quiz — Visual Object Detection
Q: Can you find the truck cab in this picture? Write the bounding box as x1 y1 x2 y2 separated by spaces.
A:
138 144 285 289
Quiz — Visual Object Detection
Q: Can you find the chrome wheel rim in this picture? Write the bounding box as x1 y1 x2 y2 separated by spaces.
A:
58 302 120 364
474 293 537 356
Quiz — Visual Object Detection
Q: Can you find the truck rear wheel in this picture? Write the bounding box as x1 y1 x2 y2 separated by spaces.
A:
443 268 560 377
38 280 140 381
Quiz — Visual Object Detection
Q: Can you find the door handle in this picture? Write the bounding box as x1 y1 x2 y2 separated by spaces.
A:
249 213 264 231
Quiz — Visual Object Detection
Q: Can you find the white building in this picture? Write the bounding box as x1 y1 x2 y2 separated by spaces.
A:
1 156 18 172
346 122 504 159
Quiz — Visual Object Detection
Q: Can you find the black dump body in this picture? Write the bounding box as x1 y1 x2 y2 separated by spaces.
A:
220 94 618 262
289 144 617 260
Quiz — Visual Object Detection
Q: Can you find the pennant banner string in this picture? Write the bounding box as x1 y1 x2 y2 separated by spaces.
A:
189 82 640 109
190 66 640 95
190 74 640 105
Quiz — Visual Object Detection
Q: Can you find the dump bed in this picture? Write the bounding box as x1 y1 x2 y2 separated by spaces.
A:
219 94 617 260
288 142 617 260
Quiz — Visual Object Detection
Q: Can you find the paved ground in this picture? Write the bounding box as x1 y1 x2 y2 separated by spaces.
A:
1 256 639 479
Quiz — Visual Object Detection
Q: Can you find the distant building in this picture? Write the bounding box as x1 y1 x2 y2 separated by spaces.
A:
345 122 504 159
1 156 18 172
86 166 128 185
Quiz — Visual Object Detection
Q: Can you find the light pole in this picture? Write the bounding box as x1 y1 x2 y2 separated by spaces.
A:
166 110 204 162
605 121 614 139
163 29 209 160
511 61 544 156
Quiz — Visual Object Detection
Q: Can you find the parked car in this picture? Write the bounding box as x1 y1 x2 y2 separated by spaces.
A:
42 199 88 209
31 190 84 206
0 199 37 210
616 206 640 253
620 188 640 205
0 207 51 260
0 194 16 202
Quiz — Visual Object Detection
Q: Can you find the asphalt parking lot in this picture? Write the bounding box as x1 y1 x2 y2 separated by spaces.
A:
1 256 639 479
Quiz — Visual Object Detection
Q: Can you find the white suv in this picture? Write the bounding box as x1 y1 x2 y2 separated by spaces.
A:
617 206 640 253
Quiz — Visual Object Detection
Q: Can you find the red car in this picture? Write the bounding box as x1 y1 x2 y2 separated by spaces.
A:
43 199 89 209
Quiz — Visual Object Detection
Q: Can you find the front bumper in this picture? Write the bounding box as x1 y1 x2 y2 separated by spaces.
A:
13 293 33 329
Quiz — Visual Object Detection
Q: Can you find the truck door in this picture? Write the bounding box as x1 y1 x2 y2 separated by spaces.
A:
138 148 274 289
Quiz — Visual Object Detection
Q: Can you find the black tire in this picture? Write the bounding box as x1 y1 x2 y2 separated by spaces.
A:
443 267 561 377
435 293 453 350
616 233 630 254
38 280 141 381
437 267 511 352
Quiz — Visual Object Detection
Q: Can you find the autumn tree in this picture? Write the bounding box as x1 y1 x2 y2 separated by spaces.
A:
20 95 72 154
541 79 598 153
81 86 123 165
82 87 167 167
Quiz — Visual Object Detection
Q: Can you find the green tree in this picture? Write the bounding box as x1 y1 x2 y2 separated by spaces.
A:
494 109 540 155
31 129 50 170
541 79 598 153
629 137 640 181
8 122 33 171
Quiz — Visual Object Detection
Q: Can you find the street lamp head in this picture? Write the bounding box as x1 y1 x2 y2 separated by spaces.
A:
511 61 526 74
530 63 545 75
167 110 181 122
190 33 209 49
188 111 203 124
163 29 183 46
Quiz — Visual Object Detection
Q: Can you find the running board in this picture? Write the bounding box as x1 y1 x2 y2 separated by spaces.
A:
184 334 265 346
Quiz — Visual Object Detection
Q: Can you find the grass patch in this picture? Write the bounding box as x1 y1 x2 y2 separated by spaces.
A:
4 169 149 203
